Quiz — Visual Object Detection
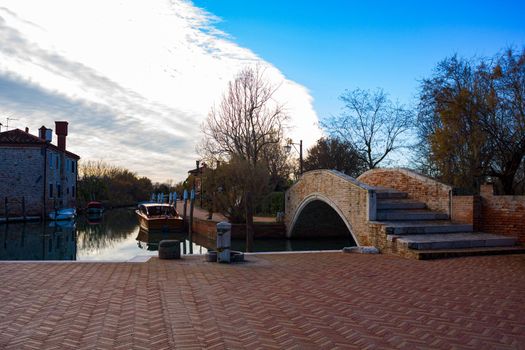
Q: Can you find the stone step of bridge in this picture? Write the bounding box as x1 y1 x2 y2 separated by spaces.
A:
396 232 518 251
376 210 449 221
382 221 473 235
376 199 427 210
375 190 408 199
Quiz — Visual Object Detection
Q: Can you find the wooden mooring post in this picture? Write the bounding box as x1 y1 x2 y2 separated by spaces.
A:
22 196 26 220
188 189 195 254
183 189 188 225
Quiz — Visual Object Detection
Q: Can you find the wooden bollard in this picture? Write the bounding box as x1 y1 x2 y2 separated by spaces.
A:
5 197 8 222
158 240 181 259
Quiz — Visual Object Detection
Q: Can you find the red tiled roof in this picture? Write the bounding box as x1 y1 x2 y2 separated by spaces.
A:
0 128 80 159
0 129 45 144
188 165 208 175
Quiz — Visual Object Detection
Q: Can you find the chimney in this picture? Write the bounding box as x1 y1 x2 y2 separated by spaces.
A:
55 121 68 151
39 126 52 143
25 127 29 133
39 126 46 139
39 126 47 140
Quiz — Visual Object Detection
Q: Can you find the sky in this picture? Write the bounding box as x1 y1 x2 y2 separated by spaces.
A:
1 0 524 182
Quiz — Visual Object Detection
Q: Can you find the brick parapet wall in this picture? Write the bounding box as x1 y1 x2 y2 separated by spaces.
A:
451 195 482 230
357 168 452 214
451 184 525 244
479 185 525 244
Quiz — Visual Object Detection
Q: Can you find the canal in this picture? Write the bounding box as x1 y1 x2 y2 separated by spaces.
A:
0 208 353 261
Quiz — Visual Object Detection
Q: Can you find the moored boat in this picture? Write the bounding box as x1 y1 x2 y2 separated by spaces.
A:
48 208 76 221
135 203 184 232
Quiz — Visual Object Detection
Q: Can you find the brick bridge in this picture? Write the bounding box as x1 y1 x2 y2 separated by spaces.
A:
285 169 524 259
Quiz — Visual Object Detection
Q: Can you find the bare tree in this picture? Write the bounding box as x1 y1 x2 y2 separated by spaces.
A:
324 88 414 169
201 66 288 251
202 66 287 166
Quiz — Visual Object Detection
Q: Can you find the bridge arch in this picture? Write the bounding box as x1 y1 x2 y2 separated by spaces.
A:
287 192 358 244
285 169 377 247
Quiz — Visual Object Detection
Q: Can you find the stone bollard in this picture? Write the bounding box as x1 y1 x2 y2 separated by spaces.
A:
158 240 181 259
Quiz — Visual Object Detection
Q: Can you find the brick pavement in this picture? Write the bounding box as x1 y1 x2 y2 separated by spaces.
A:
0 253 524 349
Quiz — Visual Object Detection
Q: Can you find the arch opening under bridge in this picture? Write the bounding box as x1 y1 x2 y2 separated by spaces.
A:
287 193 358 246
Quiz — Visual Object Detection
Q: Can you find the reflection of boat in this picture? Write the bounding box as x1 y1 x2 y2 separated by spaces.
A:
86 201 104 214
135 203 183 232
48 220 76 229
49 208 76 221
86 213 103 225
136 228 187 251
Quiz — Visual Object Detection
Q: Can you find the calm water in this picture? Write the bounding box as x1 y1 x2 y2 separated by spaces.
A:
0 208 352 261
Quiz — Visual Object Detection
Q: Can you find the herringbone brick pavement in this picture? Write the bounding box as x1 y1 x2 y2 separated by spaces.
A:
0 253 524 349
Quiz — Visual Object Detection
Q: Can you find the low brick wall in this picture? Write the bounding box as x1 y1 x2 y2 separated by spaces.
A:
451 184 525 244
231 223 286 239
358 168 452 214
451 195 482 229
191 218 217 240
191 217 286 242
479 185 525 244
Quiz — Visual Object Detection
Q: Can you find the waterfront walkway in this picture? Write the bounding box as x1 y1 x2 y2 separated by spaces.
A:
1 253 524 349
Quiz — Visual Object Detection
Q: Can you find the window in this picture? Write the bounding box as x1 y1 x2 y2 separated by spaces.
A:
66 187 70 195
49 184 53 198
72 186 75 198
66 159 70 172
57 184 62 198
72 160 75 173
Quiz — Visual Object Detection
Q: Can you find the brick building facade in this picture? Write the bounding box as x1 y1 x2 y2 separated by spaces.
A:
0 121 80 217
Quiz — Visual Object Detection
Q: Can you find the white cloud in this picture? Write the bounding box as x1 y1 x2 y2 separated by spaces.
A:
0 0 322 182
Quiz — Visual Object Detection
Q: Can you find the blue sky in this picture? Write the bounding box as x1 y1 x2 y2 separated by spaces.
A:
1 0 524 181
193 0 525 117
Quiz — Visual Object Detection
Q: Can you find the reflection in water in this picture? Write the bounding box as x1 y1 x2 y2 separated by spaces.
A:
136 228 207 255
0 208 208 261
0 221 76 260
76 208 207 260
1 207 352 261
76 209 138 255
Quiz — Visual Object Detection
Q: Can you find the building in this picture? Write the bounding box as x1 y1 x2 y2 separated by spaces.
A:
0 121 80 218
187 162 208 195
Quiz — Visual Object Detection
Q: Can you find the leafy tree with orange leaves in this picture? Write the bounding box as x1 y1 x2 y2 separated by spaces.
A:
417 48 525 194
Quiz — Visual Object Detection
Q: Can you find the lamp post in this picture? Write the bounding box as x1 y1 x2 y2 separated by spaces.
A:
284 138 303 175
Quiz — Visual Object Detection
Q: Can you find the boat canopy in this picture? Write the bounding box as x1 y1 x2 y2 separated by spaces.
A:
138 203 177 216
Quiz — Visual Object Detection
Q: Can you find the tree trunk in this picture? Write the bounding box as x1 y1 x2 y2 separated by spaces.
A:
245 191 255 252
499 173 516 195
